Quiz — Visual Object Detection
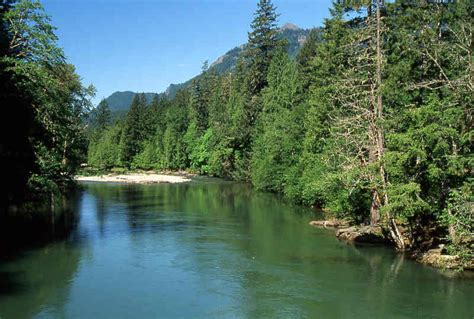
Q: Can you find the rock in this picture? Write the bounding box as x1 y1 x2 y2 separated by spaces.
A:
336 225 388 244
416 248 474 270
309 219 349 228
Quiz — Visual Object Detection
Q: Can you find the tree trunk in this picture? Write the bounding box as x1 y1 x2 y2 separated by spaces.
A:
62 139 68 166
374 0 405 250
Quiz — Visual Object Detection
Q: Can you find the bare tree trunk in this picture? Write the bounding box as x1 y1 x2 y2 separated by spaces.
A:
370 190 381 225
62 139 68 166
374 0 405 250
368 0 383 226
50 191 55 236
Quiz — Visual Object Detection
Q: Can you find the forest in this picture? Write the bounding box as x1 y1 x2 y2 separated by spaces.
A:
1 0 93 213
1 0 473 266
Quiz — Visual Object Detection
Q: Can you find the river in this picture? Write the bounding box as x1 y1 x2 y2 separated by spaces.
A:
0 178 473 318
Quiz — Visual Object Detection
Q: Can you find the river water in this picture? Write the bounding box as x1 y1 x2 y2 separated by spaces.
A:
0 178 473 318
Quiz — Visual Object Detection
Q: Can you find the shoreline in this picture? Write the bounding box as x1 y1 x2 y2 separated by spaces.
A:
75 172 193 184
309 219 474 272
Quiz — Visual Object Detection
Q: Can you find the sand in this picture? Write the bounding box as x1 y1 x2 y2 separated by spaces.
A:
75 173 192 184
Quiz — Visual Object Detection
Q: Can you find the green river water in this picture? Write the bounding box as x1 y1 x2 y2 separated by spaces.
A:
0 178 473 318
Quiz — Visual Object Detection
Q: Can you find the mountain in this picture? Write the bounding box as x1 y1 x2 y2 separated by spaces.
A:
164 23 314 99
100 23 317 111
104 91 160 113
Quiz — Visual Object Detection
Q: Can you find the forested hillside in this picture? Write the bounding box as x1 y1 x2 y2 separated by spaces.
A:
87 0 472 263
104 91 158 113
99 23 312 113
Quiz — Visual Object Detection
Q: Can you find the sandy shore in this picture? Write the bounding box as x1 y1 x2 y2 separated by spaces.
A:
75 173 192 184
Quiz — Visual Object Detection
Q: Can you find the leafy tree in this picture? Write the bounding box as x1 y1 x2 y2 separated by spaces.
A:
0 0 37 209
1 0 94 211
88 123 122 169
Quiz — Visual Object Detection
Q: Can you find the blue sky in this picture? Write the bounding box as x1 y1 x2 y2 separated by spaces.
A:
42 0 333 105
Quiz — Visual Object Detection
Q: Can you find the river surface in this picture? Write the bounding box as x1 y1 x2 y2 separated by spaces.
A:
0 178 473 318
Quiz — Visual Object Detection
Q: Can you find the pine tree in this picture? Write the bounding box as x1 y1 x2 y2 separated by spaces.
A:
189 61 211 134
251 50 301 192
327 1 397 235
95 99 111 131
245 0 280 96
382 1 473 254
120 94 146 167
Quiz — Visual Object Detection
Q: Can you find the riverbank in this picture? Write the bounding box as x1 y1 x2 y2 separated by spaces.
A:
75 171 194 184
309 219 474 271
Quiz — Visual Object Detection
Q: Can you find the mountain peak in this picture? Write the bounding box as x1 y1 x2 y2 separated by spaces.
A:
281 23 300 31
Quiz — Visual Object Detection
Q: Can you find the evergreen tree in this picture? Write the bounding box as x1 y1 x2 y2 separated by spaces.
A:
251 50 301 192
80 0 473 263
120 94 146 167
161 90 189 169
296 28 322 93
94 99 111 131
245 0 280 96
189 61 211 134
88 122 122 169
382 1 473 254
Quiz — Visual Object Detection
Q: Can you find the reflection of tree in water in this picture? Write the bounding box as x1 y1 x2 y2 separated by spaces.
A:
0 189 82 256
95 197 108 236
0 190 84 318
82 181 474 318
0 241 83 319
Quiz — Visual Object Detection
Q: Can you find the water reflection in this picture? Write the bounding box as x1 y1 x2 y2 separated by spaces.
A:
0 179 473 318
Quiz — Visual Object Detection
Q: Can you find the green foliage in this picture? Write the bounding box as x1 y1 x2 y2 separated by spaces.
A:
88 124 122 169
120 93 148 167
186 127 213 174
84 0 472 256
251 50 301 192
440 184 473 262
94 99 111 131
1 0 94 210
245 0 280 96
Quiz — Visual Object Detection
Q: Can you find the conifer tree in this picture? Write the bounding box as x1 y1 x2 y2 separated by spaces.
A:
189 61 211 134
245 0 280 96
95 99 111 132
296 28 322 93
120 94 146 166
251 50 301 192
328 1 397 236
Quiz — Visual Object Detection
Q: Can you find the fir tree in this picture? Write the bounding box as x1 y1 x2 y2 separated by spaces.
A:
245 0 280 96
251 50 301 192
120 94 146 167
95 99 111 131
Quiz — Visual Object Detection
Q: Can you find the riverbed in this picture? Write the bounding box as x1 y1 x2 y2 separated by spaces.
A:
0 178 473 318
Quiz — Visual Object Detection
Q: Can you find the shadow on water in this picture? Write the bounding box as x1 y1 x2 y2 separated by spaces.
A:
0 188 84 319
0 270 25 296
0 188 83 259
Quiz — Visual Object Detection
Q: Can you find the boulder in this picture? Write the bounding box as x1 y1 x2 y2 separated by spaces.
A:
416 247 474 270
309 219 349 228
336 225 388 244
